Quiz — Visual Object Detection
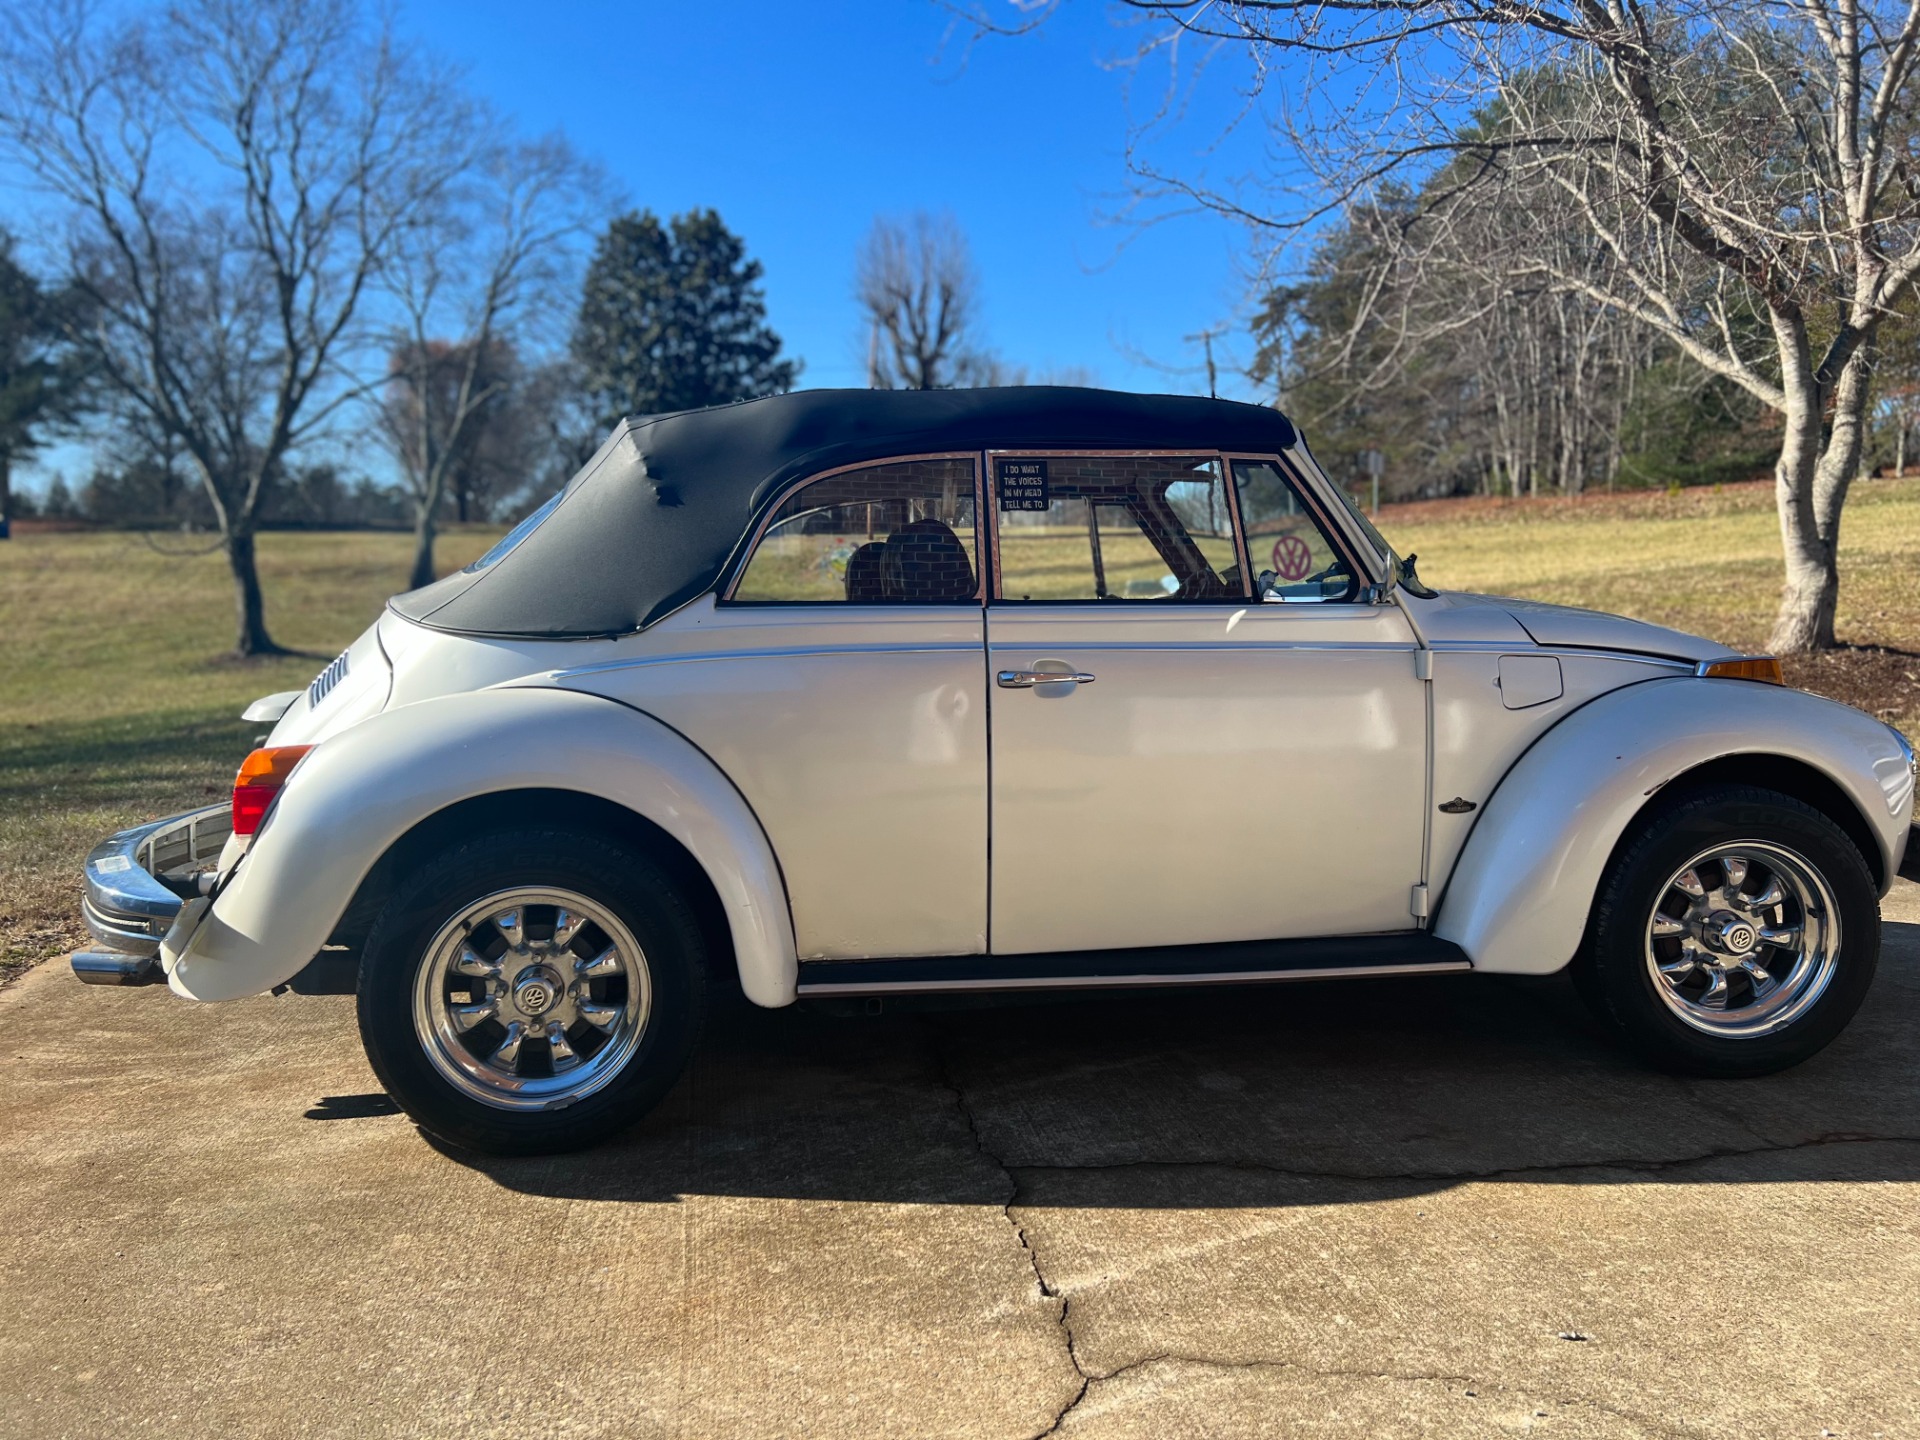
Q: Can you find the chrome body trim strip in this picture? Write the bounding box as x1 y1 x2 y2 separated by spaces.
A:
537 641 986 684
797 959 1473 996
1429 641 1693 668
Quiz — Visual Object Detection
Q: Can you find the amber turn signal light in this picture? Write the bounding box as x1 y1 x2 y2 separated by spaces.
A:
1697 656 1784 685
232 745 314 836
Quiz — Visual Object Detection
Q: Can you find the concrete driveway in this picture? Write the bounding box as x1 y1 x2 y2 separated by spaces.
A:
3 884 1917 1439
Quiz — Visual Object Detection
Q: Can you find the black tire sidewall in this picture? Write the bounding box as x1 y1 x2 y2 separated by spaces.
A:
356 828 705 1155
1581 785 1879 1077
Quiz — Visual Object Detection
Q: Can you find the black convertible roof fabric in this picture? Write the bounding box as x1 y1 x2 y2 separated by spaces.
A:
389 386 1301 638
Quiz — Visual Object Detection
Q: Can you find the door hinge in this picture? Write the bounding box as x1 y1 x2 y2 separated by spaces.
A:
1413 650 1434 681
1409 883 1431 918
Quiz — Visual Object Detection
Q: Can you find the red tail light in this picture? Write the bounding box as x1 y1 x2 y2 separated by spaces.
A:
232 745 313 836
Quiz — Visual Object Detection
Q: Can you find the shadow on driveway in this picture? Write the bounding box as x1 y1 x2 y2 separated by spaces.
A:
430 920 1920 1210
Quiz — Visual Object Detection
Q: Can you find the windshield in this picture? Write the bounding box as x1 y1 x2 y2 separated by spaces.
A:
1322 477 1398 577
1322 482 1441 597
466 491 562 573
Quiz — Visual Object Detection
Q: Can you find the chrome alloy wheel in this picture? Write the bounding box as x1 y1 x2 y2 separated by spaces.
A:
412 888 652 1110
1644 841 1839 1038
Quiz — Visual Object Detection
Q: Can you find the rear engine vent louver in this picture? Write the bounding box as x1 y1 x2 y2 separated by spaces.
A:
308 650 350 708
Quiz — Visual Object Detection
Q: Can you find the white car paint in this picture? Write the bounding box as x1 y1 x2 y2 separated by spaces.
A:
1489 593 1735 661
158 439 1916 1009
984 601 1426 951
1423 646 1696 897
165 687 796 1006
547 600 989 961
1434 676 1916 974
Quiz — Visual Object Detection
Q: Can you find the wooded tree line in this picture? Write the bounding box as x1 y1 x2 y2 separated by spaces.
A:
967 0 1920 653
1251 187 1782 502
1251 108 1920 508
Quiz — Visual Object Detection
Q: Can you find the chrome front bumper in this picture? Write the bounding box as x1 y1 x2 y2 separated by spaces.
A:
74 805 230 986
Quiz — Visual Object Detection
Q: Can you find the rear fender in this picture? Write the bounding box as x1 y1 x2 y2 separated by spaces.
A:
164 687 797 1005
1434 677 1914 975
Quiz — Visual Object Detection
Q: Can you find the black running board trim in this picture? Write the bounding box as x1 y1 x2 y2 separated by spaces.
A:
794 932 1469 997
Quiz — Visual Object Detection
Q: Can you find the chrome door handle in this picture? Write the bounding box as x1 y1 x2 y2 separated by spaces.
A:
997 669 1096 688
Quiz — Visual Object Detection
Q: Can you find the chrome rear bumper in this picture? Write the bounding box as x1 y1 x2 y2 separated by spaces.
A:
74 805 230 986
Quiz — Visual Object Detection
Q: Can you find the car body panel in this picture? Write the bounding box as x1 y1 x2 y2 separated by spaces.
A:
1489 594 1735 662
546 598 989 960
1435 677 1916 975
1426 648 1693 895
1396 590 1536 648
263 617 393 746
985 601 1428 951
163 686 797 1006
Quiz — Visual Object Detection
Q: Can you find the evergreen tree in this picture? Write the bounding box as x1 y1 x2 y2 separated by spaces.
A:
571 210 799 431
0 233 90 538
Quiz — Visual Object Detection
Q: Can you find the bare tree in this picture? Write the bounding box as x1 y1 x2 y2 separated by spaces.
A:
976 0 1920 651
376 136 602 591
857 212 998 389
0 0 468 654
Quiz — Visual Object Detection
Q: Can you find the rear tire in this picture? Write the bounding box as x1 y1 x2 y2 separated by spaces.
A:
357 827 706 1155
1573 784 1878 1078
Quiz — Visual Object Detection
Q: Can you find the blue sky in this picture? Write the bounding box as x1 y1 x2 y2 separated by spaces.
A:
396 0 1267 392
20 2 1280 494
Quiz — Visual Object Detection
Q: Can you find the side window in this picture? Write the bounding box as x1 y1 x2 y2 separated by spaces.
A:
992 455 1244 602
1233 459 1358 603
732 457 980 603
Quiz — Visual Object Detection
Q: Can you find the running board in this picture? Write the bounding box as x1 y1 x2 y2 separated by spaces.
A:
794 932 1470 997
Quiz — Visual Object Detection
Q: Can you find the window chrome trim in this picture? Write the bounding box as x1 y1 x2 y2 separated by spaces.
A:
718 451 986 605
985 448 1245 605
1223 450 1378 600
1269 442 1391 584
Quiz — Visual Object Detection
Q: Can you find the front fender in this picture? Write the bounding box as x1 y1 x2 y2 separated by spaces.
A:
1434 678 1915 975
163 687 797 1006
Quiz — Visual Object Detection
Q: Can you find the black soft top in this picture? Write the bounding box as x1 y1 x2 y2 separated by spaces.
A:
389 386 1301 638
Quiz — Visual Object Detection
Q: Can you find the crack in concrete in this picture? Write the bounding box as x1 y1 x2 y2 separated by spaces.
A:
1000 1131 1920 1190
920 1023 1092 1439
922 1019 1906 1439
1670 1070 1794 1151
1029 1349 1695 1439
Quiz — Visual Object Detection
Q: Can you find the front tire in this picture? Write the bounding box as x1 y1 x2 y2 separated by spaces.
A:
357 828 706 1154
1574 784 1878 1077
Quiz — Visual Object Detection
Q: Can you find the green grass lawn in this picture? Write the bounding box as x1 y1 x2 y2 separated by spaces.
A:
1379 477 1920 741
0 527 500 984
3 480 1916 983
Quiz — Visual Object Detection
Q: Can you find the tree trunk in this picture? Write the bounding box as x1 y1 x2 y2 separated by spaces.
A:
1810 341 1873 588
0 446 11 539
409 505 438 591
1765 315 1839 654
226 527 282 657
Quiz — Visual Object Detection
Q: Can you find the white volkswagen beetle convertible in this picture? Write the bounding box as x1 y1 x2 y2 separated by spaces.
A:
75 389 1916 1153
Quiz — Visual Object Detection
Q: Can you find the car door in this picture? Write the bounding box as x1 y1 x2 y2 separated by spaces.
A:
985 451 1429 956
604 454 990 961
